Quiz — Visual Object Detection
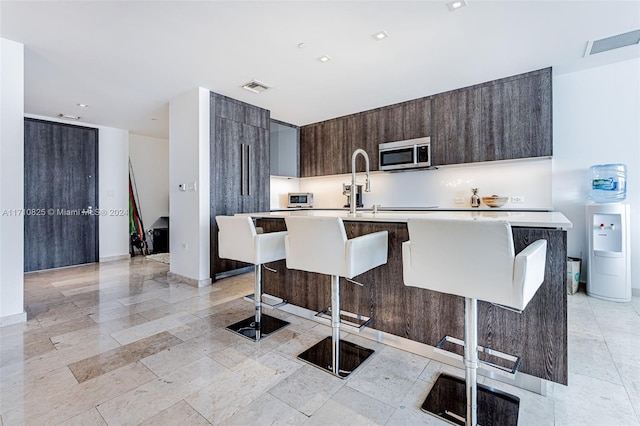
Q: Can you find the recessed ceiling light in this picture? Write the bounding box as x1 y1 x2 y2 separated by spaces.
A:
59 113 81 120
318 55 332 63
447 0 468 11
372 30 389 41
77 103 88 108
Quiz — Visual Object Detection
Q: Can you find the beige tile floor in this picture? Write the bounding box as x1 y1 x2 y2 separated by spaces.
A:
1 257 639 425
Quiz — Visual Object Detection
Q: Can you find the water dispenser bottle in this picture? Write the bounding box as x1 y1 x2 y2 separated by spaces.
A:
589 164 627 203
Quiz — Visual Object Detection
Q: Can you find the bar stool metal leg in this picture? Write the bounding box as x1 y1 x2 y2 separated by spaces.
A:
464 297 479 426
331 275 340 376
225 264 289 342
297 274 375 379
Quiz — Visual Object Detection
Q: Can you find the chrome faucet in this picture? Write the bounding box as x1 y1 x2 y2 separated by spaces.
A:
350 149 371 214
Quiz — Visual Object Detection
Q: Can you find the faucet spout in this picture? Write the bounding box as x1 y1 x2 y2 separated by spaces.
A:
350 149 371 214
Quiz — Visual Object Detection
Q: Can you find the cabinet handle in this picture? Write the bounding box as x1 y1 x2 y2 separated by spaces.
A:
247 144 251 195
240 143 245 195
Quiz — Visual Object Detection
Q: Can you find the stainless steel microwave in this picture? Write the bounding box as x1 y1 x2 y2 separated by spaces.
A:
288 192 314 208
379 137 431 171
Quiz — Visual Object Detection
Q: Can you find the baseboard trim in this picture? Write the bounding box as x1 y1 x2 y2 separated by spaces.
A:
0 310 27 328
167 271 211 288
99 254 131 262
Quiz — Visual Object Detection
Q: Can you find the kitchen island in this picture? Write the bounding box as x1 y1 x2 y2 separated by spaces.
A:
241 210 572 389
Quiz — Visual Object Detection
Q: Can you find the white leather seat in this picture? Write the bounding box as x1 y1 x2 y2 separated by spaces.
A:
402 217 547 426
284 216 388 378
403 218 547 311
216 215 289 341
218 215 287 266
284 216 388 279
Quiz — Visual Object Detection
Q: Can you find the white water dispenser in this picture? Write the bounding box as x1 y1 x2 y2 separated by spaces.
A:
586 203 631 302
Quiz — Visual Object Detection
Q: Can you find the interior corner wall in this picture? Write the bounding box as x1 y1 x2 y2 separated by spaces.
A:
553 57 640 289
25 114 130 262
169 87 210 282
0 38 25 324
128 134 170 242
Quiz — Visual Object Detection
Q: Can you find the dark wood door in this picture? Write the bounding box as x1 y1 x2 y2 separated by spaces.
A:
24 118 99 272
211 116 247 274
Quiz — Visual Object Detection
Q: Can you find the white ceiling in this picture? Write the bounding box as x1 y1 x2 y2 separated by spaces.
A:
1 1 639 139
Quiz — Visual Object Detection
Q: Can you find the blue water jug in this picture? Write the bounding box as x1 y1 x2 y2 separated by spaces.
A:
589 164 627 203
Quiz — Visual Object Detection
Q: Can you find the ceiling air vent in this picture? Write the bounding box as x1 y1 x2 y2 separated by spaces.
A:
242 79 271 94
59 113 81 120
585 29 640 56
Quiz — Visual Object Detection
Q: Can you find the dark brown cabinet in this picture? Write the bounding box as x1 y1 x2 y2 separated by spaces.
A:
300 68 552 176
300 100 427 177
209 93 270 278
481 69 552 160
432 86 483 165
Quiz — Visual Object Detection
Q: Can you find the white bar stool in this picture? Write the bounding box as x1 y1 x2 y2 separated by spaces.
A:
403 218 547 426
216 215 290 341
284 216 388 378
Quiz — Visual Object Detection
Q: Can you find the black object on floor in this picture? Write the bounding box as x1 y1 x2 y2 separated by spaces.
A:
151 216 169 253
297 336 375 379
422 373 520 426
226 314 289 342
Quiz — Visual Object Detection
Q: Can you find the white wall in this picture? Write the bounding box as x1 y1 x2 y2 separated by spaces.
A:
553 58 640 290
25 114 130 262
169 87 210 284
271 158 552 210
129 134 170 246
0 38 25 325
98 127 130 260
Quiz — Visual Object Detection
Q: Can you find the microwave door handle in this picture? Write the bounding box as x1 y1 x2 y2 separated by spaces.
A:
413 144 418 165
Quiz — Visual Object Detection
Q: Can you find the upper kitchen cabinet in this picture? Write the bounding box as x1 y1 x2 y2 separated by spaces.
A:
300 101 422 177
299 68 552 177
270 119 299 178
481 68 552 160
432 87 483 165
210 92 270 278
402 97 432 140
300 118 350 177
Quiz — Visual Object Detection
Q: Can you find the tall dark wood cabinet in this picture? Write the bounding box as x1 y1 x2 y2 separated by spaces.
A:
209 93 270 279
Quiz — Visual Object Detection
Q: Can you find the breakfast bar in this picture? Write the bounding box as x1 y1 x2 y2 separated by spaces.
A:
243 209 572 391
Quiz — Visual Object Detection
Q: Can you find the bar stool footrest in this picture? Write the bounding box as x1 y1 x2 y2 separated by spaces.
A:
422 373 520 426
297 336 374 379
434 335 522 379
315 307 372 333
225 314 289 342
243 293 289 310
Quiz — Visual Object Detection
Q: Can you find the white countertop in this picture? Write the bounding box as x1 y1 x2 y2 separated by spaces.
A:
242 209 573 229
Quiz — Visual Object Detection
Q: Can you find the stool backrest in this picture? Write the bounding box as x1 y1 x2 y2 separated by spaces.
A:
284 216 348 276
404 218 516 304
216 215 257 264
